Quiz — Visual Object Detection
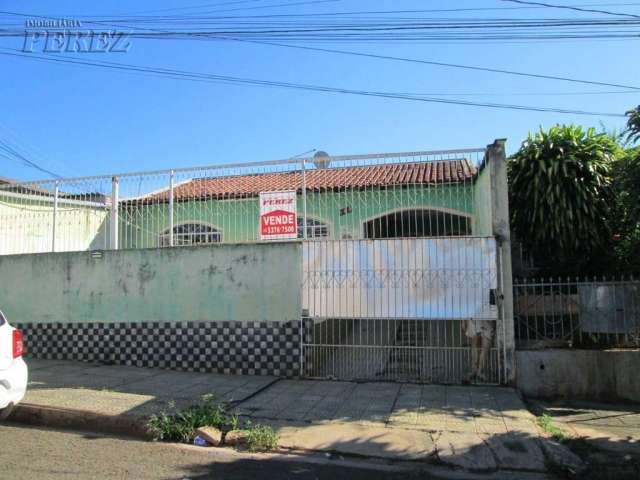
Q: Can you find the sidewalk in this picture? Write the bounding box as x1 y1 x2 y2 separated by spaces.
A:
526 400 640 479
13 359 551 474
534 401 640 450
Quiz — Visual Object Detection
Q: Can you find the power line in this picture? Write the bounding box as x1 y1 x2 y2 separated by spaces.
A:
129 1 266 16
502 0 640 18
0 137 61 178
80 14 640 91
0 122 74 177
223 37 640 91
2 8 640 43
166 0 340 14
17 2 640 19
3 8 638 89
0 48 626 118
287 148 316 159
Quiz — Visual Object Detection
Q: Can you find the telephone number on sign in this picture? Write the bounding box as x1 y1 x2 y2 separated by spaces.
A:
262 225 296 235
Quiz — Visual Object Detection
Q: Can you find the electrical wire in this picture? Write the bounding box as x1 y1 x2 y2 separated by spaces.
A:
0 48 627 118
2 8 640 44
0 138 61 178
3 9 637 90
222 37 640 91
502 0 640 19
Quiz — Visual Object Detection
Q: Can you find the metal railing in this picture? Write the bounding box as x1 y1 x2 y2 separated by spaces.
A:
514 277 640 349
302 238 502 384
0 147 488 256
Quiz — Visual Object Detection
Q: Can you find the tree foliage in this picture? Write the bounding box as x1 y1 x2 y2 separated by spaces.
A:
610 146 640 273
626 105 640 144
508 125 620 274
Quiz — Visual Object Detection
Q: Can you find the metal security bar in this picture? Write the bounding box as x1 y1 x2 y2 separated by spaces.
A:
0 148 487 255
302 238 501 384
514 277 640 349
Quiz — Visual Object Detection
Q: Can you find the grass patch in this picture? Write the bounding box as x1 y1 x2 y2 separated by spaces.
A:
537 414 568 442
146 394 277 451
244 421 279 452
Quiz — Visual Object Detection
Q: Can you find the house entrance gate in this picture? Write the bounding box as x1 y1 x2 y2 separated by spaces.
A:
301 237 505 384
297 147 508 385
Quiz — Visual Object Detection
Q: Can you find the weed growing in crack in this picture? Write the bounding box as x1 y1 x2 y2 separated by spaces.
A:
146 395 277 451
537 414 568 442
147 395 226 443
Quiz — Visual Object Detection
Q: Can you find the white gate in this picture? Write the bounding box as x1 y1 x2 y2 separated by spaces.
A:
301 237 503 384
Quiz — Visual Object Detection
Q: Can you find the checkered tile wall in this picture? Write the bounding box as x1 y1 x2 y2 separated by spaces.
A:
16 321 303 377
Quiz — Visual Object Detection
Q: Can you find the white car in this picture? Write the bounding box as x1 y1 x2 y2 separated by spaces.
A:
0 310 27 419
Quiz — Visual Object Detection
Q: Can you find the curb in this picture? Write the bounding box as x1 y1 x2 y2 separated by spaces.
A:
9 403 152 440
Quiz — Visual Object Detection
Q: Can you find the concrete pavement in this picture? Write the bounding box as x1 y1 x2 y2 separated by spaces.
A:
535 400 640 451
24 358 277 416
528 400 640 478
10 359 555 475
234 379 545 471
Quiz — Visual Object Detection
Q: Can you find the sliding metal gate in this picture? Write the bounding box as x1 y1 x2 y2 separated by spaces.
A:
301 237 503 384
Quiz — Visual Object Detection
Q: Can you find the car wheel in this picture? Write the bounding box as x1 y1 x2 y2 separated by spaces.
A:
0 403 15 420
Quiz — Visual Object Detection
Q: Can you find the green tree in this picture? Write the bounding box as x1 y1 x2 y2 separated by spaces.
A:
508 125 620 275
626 105 640 144
610 146 640 273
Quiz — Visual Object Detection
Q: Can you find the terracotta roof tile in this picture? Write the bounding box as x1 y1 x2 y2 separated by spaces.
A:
146 159 475 202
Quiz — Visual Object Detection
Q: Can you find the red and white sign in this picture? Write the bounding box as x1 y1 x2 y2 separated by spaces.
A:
259 191 297 240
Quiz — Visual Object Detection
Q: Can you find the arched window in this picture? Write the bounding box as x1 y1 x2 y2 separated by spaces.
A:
364 209 471 239
160 223 222 246
297 217 329 239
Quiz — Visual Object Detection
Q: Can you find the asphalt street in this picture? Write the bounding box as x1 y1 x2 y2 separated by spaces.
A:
0 422 431 480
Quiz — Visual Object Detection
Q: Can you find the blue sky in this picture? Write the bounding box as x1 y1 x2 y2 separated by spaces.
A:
1 0 639 180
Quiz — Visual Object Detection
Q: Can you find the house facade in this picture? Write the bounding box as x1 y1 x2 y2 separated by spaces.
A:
0 146 510 384
118 157 492 249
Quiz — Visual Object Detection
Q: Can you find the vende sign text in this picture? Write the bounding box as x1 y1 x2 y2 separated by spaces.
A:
259 191 297 240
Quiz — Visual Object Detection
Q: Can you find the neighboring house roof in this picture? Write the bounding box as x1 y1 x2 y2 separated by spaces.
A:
0 176 53 196
134 159 476 203
0 176 109 204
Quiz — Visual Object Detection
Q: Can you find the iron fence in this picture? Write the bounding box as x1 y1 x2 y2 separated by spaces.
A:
302 238 502 384
0 148 488 255
514 277 640 349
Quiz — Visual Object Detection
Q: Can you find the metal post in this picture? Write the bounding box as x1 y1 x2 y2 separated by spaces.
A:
301 158 307 239
300 158 308 376
110 176 119 250
488 138 515 385
169 170 175 247
52 181 59 252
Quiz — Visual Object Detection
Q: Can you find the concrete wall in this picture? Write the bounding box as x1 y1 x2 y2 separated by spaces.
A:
516 349 640 403
0 242 301 324
0 192 109 255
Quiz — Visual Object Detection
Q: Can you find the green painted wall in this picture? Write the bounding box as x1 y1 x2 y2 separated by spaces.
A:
472 164 493 236
0 242 301 324
1 174 495 255
119 184 478 248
